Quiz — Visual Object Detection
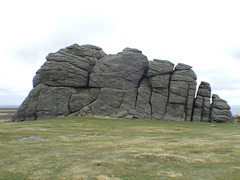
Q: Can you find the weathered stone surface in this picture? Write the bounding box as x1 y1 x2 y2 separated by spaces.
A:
192 96 203 122
12 44 233 124
151 91 168 120
35 44 106 88
211 98 230 110
12 84 47 121
150 74 171 88
36 86 76 120
164 103 186 121
33 74 41 87
65 44 106 58
192 81 211 122
87 88 125 115
185 89 196 121
89 48 148 90
135 78 152 119
170 70 197 84
147 59 174 77
69 88 100 113
175 63 192 70
202 97 211 122
164 63 197 121
211 94 233 123
168 81 189 104
149 69 171 120
112 111 129 118
118 88 138 113
197 82 211 98
37 60 89 87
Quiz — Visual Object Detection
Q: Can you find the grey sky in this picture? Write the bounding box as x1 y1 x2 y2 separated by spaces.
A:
1 0 240 106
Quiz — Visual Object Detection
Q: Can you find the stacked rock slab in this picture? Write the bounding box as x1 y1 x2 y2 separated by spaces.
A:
142 59 175 120
12 44 106 121
12 44 233 123
83 48 148 116
210 94 233 123
164 63 197 121
192 81 211 122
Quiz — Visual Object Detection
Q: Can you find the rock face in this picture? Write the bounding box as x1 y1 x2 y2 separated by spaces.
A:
192 81 211 122
12 44 233 123
164 63 197 121
210 94 233 123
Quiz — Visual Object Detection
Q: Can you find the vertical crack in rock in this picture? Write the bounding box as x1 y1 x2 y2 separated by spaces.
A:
149 84 153 119
184 83 190 121
185 83 196 121
191 98 196 122
192 81 211 122
86 73 90 88
164 71 173 116
164 63 197 121
135 84 140 109
148 59 174 120
135 77 144 108
67 93 73 114
135 78 152 119
118 90 127 109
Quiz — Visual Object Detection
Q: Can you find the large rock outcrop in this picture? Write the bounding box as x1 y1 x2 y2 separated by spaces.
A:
12 44 233 123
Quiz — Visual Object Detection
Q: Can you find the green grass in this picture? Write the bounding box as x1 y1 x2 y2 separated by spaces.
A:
0 117 240 179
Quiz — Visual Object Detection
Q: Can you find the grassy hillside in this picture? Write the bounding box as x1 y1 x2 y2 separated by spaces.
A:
0 117 240 179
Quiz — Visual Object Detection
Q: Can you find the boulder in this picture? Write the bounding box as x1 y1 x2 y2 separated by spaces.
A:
147 59 174 77
174 63 192 70
210 94 233 123
89 48 148 90
34 44 106 88
164 63 197 121
192 81 211 122
211 97 230 110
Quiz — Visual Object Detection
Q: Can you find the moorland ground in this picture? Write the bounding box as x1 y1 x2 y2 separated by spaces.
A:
0 108 17 123
0 114 240 179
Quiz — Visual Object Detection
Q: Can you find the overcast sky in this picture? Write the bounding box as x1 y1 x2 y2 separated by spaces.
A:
1 0 240 106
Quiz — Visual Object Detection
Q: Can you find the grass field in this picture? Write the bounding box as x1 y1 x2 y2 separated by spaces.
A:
0 117 240 179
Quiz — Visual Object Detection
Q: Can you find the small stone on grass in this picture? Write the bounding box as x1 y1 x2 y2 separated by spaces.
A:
75 135 86 138
17 136 50 142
